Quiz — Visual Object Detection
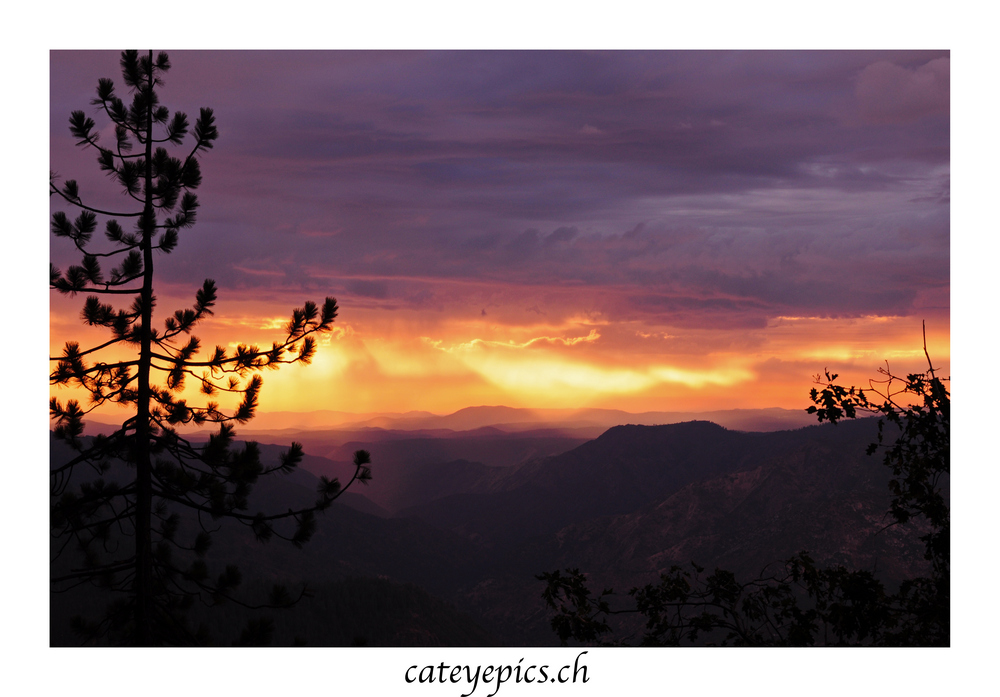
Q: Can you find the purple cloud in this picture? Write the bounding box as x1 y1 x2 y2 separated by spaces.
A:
856 57 949 124
50 50 949 331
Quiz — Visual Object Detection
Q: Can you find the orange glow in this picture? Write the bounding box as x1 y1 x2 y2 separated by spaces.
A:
50 288 950 421
48 50 951 429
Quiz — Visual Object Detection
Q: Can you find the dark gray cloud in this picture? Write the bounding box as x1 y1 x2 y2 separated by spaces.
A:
346 279 390 299
50 50 949 326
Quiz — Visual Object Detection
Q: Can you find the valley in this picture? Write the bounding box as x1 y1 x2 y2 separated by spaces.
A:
53 407 933 646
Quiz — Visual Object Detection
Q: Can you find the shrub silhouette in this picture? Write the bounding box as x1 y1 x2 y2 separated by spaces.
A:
539 329 948 646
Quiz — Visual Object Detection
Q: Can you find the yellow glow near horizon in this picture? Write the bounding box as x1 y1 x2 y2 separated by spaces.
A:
468 355 654 394
649 365 756 388
50 295 950 418
419 327 757 400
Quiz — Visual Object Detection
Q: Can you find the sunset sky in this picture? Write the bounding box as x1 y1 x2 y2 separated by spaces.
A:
49 50 950 416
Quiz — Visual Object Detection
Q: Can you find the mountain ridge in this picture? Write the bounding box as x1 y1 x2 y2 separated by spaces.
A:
79 405 821 438
51 415 924 646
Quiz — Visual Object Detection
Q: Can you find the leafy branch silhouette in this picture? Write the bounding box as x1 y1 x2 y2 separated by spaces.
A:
539 327 948 646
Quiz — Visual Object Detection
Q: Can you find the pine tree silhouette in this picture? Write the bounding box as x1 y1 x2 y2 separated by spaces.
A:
50 50 371 646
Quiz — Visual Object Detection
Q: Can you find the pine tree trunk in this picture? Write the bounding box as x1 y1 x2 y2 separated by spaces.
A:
134 50 156 646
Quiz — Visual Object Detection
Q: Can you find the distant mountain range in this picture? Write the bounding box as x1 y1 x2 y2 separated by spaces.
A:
246 404 823 434
53 413 933 646
80 405 820 440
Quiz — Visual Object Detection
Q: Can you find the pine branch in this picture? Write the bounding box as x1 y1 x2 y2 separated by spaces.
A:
52 559 137 584
50 181 142 217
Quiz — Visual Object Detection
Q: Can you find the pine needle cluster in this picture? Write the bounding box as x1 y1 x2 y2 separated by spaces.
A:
50 50 371 645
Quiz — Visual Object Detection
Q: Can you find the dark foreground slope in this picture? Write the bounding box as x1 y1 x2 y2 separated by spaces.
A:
49 435 497 646
396 419 932 643
51 418 933 646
